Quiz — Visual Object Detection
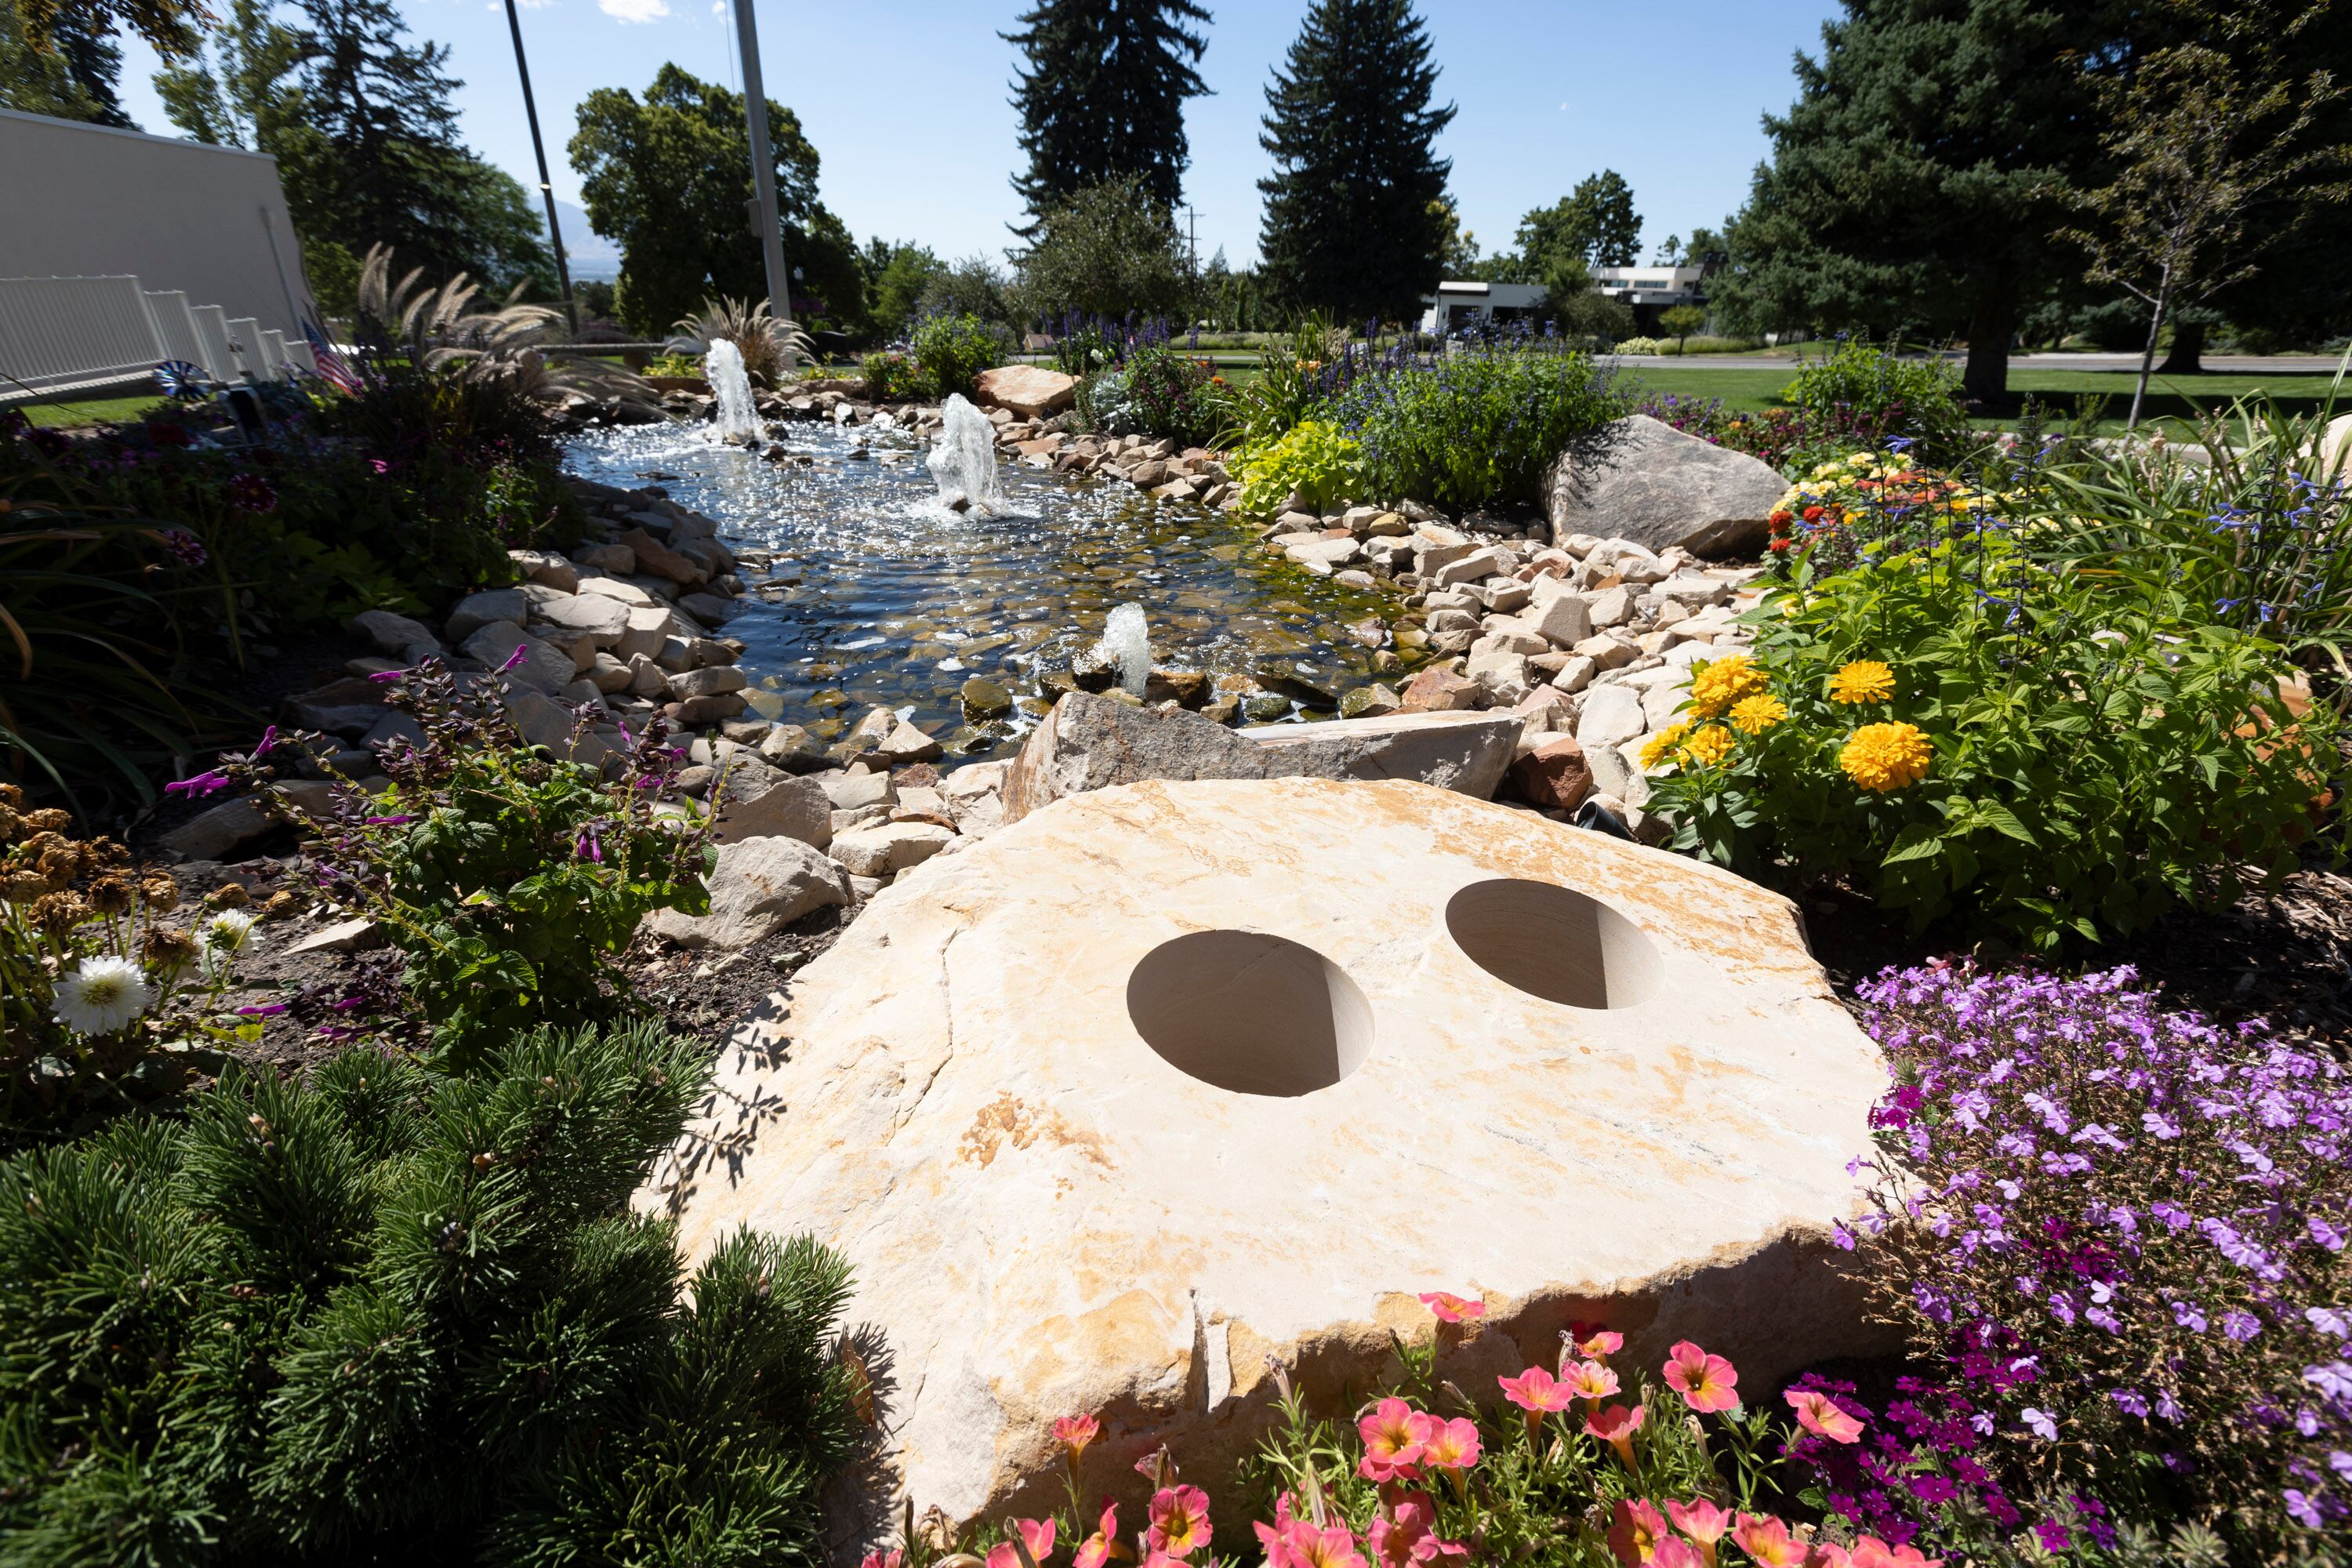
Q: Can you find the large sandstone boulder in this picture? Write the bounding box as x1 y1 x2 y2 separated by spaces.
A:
1002 693 1518 824
975 364 1078 418
644 779 1891 1550
1548 414 1787 557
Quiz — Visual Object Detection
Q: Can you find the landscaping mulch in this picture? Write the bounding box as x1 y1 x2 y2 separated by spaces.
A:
1807 857 2352 1057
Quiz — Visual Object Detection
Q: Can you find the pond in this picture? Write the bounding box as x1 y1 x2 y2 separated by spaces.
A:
562 417 1405 756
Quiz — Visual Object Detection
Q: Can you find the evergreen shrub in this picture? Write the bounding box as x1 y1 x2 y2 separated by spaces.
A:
0 1021 862 1565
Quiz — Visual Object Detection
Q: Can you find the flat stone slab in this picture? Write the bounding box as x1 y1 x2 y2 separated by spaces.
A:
644 779 1889 1551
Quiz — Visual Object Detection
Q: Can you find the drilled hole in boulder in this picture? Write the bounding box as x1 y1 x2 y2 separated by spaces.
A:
1125 930 1374 1097
1444 879 1662 1010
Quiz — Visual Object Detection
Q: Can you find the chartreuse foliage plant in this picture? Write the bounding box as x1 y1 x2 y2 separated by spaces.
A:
0 1022 862 1565
1642 533 2342 951
1329 345 1628 514
1232 419 1367 517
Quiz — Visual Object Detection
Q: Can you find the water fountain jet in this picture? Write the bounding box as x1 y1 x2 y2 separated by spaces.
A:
706 339 767 445
927 394 1005 515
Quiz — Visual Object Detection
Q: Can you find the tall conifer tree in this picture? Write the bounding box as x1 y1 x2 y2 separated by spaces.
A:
1004 0 1211 231
1256 0 1454 326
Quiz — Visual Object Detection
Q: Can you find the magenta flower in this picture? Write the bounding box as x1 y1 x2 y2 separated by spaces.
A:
235 1002 291 1016
165 770 230 798
500 643 531 673
363 815 415 826
368 670 405 684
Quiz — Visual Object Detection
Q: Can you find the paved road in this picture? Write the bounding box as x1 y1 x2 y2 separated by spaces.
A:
1601 352 2348 374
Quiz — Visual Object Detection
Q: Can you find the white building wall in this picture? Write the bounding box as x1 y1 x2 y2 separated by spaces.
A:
0 108 315 338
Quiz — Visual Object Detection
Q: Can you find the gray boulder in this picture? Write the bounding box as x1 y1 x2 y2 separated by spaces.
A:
1547 415 1787 558
347 609 440 657
641 836 851 950
711 768 833 850
446 588 530 644
1240 710 1520 799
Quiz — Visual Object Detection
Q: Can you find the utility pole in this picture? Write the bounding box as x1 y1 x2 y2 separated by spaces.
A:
730 0 797 364
501 0 576 334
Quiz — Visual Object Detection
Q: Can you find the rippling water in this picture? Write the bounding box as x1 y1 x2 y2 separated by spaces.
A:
563 418 1402 755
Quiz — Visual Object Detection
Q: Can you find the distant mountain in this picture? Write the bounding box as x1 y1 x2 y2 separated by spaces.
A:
539 198 622 279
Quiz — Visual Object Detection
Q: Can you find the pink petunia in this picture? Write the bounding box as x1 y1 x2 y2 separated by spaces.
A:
858 1552 902 1568
1784 1388 1867 1444
1417 1290 1485 1323
1662 1341 1740 1414
1584 1402 1646 1472
1146 1485 1211 1559
1497 1366 1577 1414
1053 1413 1101 1461
1563 1357 1622 1410
1366 1494 1465 1567
1653 1541 1704 1568
1849 1539 1941 1568
1356 1397 1426 1482
985 1518 1055 1568
1569 1323 1624 1359
1666 1497 1730 1559
1605 1498 1667 1566
1074 1503 1125 1568
1730 1515 1806 1568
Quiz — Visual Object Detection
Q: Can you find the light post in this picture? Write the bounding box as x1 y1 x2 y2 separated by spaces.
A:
500 0 577 334
730 0 797 363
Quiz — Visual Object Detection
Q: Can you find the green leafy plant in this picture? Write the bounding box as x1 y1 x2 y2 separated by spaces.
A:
0 1020 863 1563
1217 314 1348 449
1644 534 2343 951
2042 390 2352 683
223 663 715 1066
1330 344 1628 514
1119 343 1229 448
910 312 1010 401
1782 338 1970 469
1232 419 1368 517
862 348 931 403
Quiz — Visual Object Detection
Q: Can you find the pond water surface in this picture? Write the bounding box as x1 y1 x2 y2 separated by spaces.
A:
563 418 1403 755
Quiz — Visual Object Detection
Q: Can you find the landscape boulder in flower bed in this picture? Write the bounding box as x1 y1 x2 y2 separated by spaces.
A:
1546 415 1790 557
642 775 1893 1537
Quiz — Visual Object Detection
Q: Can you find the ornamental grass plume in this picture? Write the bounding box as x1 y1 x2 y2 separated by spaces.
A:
1837 722 1931 793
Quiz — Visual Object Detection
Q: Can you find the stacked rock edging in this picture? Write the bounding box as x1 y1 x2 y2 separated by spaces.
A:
640 777 1895 1551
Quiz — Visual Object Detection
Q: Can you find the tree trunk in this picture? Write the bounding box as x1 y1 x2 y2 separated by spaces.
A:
2128 273 2173 432
1962 292 2016 413
2158 316 2205 376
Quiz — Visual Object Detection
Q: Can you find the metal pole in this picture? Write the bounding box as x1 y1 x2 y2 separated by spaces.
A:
503 0 578 334
731 0 796 362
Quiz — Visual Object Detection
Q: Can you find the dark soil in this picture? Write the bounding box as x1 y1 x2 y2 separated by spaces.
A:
1803 857 2352 1055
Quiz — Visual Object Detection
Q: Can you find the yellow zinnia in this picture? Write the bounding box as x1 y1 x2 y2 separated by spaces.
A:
1688 655 1770 718
1639 721 1693 770
1840 722 1933 793
1728 694 1788 734
1828 659 1896 705
1681 725 1735 767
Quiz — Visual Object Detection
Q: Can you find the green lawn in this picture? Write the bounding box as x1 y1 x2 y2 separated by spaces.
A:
1621 365 2347 433
17 394 174 428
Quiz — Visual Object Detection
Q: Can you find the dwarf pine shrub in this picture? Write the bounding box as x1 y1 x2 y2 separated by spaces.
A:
0 1021 861 1565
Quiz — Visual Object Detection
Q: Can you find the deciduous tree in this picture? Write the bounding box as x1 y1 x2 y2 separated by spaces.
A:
1011 173 1193 322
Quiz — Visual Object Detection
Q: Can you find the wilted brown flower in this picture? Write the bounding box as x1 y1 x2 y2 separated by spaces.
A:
83 837 130 870
25 809 71 833
2 871 50 904
0 783 22 810
140 873 182 911
141 925 198 972
204 884 252 910
30 891 91 939
87 875 135 916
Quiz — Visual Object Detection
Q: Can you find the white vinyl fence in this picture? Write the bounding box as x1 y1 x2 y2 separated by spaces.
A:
0 272 311 401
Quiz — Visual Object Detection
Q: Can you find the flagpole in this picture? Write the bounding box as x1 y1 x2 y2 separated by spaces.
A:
503 0 578 333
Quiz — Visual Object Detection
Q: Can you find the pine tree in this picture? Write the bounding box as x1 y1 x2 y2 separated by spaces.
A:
1257 0 1455 326
0 0 133 125
1004 0 1211 230
1568 170 1641 267
1715 0 2127 408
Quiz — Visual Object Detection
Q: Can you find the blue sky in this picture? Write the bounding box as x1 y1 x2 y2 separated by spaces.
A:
114 0 1844 271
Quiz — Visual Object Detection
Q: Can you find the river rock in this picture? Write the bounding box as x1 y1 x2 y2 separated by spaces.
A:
641 836 851 950
640 778 1890 1543
1508 736 1596 811
461 622 575 695
530 592 633 648
347 609 440 658
160 797 276 861
446 588 529 644
713 772 833 849
619 528 706 587
1240 710 1520 798
829 820 956 878
975 365 1078 418
1547 416 1788 558
1576 684 1648 750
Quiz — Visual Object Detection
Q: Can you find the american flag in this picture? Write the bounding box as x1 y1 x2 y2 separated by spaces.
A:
303 320 364 396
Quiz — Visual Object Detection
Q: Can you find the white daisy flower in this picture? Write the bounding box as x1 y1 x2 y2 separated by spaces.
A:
52 956 154 1036
201 909 257 953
